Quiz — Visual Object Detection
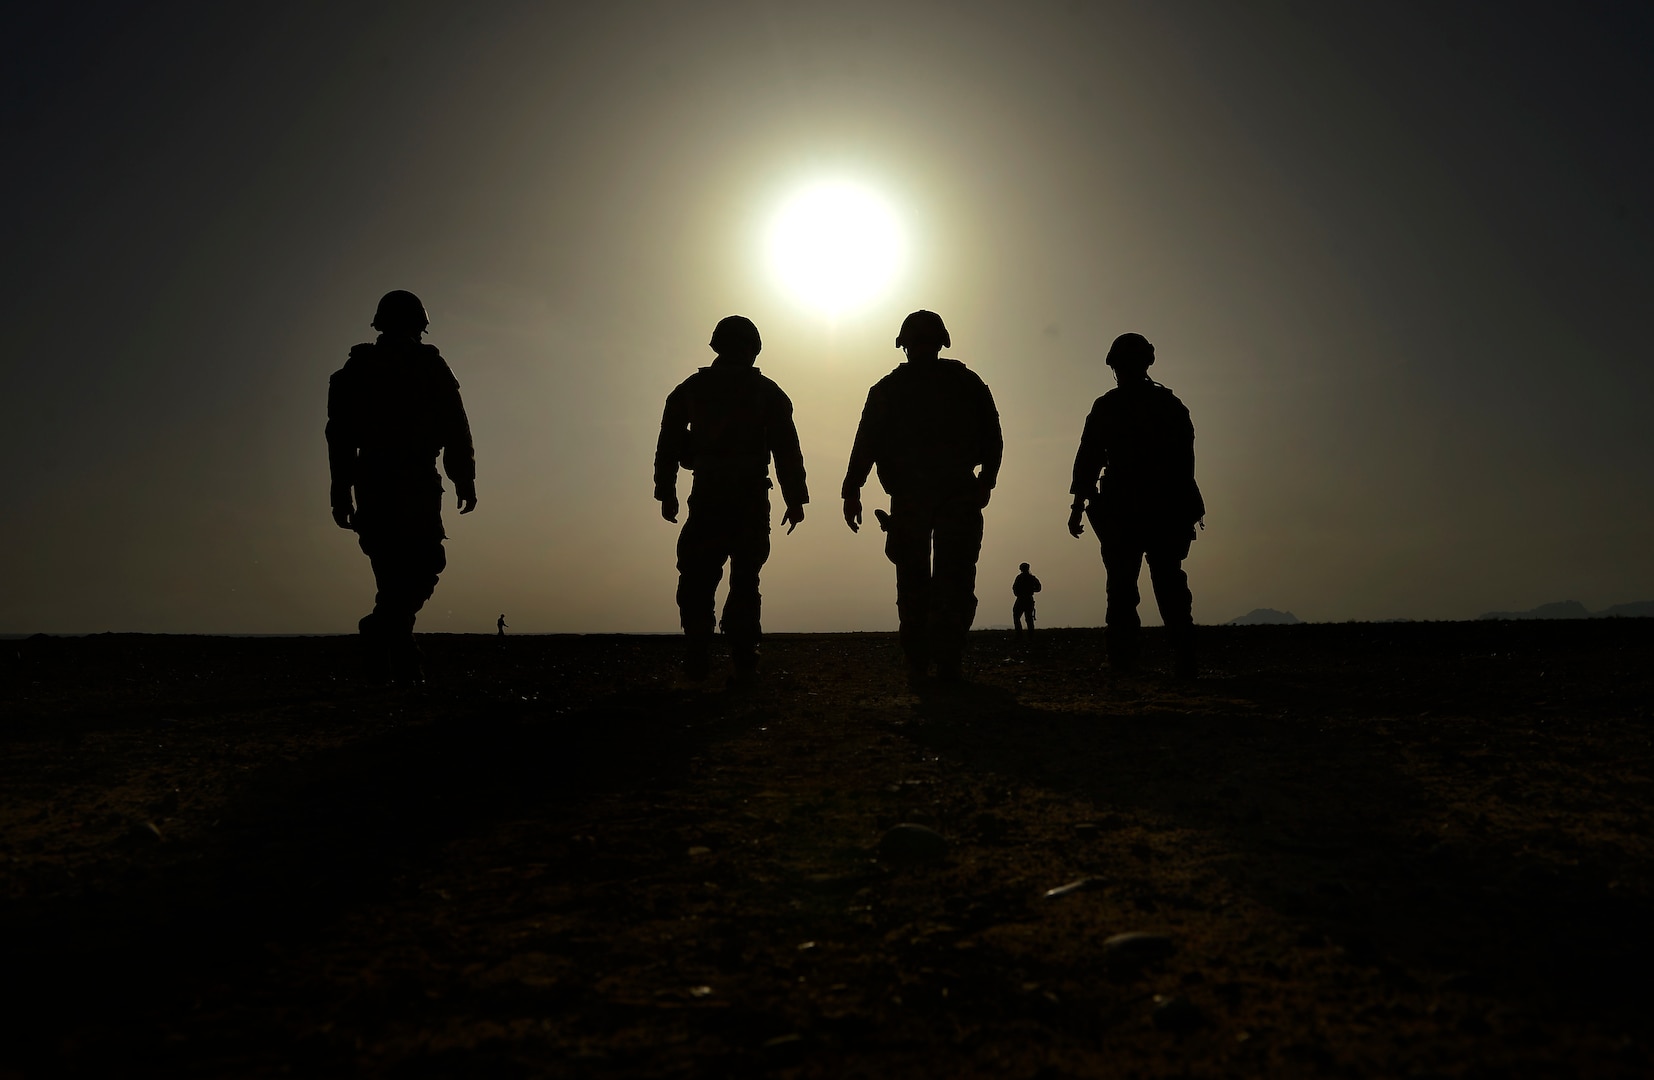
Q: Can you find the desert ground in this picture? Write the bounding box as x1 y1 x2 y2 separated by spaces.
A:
2 621 1651 1077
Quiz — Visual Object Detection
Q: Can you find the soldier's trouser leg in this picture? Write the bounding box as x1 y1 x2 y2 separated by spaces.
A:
720 501 772 669
1146 536 1195 671
675 510 726 678
1145 543 1192 628
675 510 727 643
358 533 447 637
357 532 445 678
1099 536 1146 667
885 499 936 671
928 496 984 671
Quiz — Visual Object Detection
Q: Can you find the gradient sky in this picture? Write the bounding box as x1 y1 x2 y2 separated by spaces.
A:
5 1 1652 634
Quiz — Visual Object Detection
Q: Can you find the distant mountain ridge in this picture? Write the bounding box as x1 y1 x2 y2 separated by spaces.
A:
1228 608 1301 626
1224 601 1654 625
1477 600 1654 621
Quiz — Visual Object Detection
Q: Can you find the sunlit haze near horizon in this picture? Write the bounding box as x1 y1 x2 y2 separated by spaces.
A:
4 2 1652 634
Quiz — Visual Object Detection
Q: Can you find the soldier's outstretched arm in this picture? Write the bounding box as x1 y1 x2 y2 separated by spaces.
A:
446 421 478 512
1177 402 1196 482
768 385 809 528
841 386 883 532
436 364 478 513
1068 398 1107 537
976 380 1004 508
654 387 689 523
1070 398 1108 495
325 369 357 529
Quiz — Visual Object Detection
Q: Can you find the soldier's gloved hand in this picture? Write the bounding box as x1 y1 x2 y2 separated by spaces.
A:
843 496 862 533
782 503 805 535
1067 506 1086 538
661 495 680 523
332 505 354 530
457 486 479 515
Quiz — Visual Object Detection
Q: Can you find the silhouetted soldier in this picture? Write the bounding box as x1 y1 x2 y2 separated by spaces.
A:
655 316 807 682
1068 333 1202 677
496 614 507 636
1012 562 1041 632
327 290 476 679
844 310 1003 684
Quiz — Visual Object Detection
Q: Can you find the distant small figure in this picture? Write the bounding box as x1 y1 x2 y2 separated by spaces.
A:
496 614 508 636
1067 333 1202 678
655 316 808 683
843 310 1003 685
1012 562 1042 632
327 290 476 680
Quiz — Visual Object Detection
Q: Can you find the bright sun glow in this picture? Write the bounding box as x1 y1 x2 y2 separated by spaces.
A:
767 181 906 316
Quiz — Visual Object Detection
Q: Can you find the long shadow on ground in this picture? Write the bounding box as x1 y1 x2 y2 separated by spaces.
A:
1 669 762 1073
901 645 1654 1037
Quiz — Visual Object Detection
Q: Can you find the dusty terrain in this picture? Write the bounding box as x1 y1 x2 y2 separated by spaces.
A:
2 622 1652 1077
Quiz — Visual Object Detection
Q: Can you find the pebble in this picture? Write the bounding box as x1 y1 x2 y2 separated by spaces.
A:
124 820 164 844
878 823 947 865
1043 877 1100 898
1102 931 1174 970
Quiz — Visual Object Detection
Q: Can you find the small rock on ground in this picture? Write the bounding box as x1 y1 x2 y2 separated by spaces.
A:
1102 931 1174 972
878 823 947 865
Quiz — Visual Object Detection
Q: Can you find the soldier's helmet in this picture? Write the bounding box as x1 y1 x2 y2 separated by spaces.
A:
709 315 762 357
372 290 430 335
1020 562 1030 573
1105 332 1155 370
895 310 950 350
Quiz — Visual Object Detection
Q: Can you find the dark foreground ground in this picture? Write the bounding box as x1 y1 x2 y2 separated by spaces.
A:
2 622 1652 1078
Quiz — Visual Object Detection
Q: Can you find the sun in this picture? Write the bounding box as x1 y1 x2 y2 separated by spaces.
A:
767 181 906 316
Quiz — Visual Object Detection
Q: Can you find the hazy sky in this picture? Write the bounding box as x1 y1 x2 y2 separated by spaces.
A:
5 1 1652 633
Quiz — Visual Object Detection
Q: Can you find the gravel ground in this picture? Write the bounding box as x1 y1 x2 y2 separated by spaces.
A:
2 621 1651 1077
